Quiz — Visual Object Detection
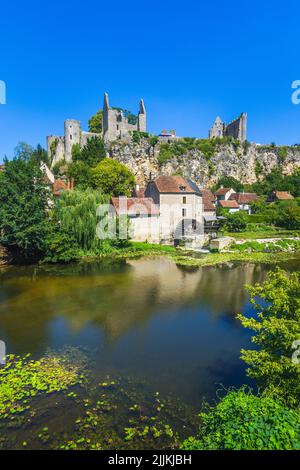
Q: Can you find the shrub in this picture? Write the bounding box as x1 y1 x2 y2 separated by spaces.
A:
225 211 248 232
44 232 80 263
92 158 135 196
237 269 300 408
181 389 300 450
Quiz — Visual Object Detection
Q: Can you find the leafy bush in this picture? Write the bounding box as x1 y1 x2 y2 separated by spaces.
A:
224 211 248 232
275 201 300 230
237 269 300 408
73 136 106 167
132 131 149 143
181 389 300 450
92 158 135 196
67 161 93 189
44 232 80 263
216 176 244 193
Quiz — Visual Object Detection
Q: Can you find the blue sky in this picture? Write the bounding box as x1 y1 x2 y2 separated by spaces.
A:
0 0 299 161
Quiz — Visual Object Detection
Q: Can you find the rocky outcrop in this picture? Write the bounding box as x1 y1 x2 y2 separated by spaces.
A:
108 139 300 187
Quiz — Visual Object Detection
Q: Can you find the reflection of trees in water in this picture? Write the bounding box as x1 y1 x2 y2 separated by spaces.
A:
0 258 299 353
193 263 268 316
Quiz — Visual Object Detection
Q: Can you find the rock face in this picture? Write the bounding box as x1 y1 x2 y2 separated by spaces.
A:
108 139 300 187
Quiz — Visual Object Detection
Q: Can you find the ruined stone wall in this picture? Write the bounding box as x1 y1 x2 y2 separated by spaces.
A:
225 113 247 142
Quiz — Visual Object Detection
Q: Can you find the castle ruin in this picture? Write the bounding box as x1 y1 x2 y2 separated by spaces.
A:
47 93 147 167
47 92 247 168
209 112 247 142
102 92 146 142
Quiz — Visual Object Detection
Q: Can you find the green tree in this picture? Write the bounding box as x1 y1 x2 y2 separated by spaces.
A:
14 142 34 161
92 158 135 196
73 137 106 167
275 201 300 230
88 110 103 133
216 176 244 193
225 211 248 232
237 269 300 408
181 389 300 450
31 144 49 166
67 161 93 189
51 189 106 251
0 156 51 261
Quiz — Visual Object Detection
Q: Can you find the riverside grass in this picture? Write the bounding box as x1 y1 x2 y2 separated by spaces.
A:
170 251 300 268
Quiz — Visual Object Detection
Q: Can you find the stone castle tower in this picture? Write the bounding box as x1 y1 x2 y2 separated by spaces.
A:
47 120 100 166
102 93 146 142
209 112 247 142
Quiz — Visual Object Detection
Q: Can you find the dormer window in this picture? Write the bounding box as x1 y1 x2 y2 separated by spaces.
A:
179 185 186 192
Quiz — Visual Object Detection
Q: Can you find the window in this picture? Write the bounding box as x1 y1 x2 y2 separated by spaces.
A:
179 185 186 192
70 134 72 140
182 208 186 217
182 196 186 204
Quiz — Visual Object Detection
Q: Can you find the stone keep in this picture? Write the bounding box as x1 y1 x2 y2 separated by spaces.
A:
102 93 147 142
209 112 247 142
47 120 101 166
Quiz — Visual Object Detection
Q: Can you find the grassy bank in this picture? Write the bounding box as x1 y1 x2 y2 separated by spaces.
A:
171 251 300 268
222 230 300 240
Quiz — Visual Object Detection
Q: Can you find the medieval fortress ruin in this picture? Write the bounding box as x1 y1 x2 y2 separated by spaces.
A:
209 113 247 143
47 92 247 166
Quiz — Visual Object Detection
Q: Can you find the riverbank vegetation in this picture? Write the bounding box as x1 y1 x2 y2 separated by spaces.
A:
1 268 299 450
182 269 300 450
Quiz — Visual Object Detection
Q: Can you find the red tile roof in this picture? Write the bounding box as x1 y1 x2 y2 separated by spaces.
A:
133 187 145 198
153 176 200 194
231 193 259 204
53 178 68 196
215 187 233 196
219 200 239 209
202 189 216 212
273 191 294 200
111 197 160 216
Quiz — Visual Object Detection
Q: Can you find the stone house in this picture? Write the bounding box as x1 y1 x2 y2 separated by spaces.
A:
230 192 259 214
215 187 236 203
111 197 160 243
268 191 294 202
110 176 204 247
218 200 240 213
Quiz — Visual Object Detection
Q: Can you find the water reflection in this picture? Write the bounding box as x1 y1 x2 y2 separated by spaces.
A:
0 257 299 405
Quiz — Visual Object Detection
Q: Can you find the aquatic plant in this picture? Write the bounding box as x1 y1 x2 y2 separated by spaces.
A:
0 351 84 419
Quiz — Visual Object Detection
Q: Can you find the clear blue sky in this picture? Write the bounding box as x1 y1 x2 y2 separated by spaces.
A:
0 0 299 161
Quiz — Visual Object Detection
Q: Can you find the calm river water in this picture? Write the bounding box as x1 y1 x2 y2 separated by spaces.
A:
0 256 299 449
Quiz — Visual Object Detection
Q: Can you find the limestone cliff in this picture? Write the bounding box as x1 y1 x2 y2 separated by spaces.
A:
108 138 300 187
